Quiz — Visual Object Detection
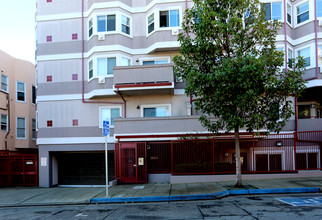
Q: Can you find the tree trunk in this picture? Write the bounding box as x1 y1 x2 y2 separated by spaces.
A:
234 126 242 187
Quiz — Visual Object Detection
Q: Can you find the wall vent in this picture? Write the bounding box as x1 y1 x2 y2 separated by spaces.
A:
98 76 105 84
98 34 105 41
172 28 179 35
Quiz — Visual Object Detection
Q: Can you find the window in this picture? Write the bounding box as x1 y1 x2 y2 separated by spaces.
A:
1 114 7 131
97 57 116 75
100 107 121 127
288 48 293 68
142 105 171 117
287 4 292 24
298 105 310 119
121 15 130 35
32 85 36 104
32 118 36 139
148 13 154 33
16 81 26 102
318 46 322 65
1 74 8 92
17 117 26 139
88 18 93 37
88 60 93 79
142 59 169 65
97 15 116 32
263 2 282 20
121 58 131 66
297 47 310 67
318 0 322 17
159 9 179 28
297 1 309 24
296 152 318 169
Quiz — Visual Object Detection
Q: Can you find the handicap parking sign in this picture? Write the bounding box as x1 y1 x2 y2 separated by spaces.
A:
103 120 109 136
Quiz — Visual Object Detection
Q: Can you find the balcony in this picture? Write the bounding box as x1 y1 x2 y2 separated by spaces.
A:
113 64 174 95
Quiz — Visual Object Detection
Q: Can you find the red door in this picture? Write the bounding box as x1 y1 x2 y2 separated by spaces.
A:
118 142 147 183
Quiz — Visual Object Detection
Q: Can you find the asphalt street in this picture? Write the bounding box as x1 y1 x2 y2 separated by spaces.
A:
0 193 322 220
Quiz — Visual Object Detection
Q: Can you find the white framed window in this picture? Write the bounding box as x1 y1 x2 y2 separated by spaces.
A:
121 15 130 35
159 9 180 28
16 81 26 102
32 85 36 105
318 45 322 65
1 114 7 131
296 1 309 24
297 47 311 67
288 48 293 68
32 118 36 140
99 106 122 128
287 3 292 24
147 13 155 34
88 18 93 38
141 104 171 117
318 0 322 17
16 117 26 139
88 60 93 79
97 15 116 32
121 57 131 66
97 57 116 76
263 2 282 20
1 74 8 92
141 57 170 65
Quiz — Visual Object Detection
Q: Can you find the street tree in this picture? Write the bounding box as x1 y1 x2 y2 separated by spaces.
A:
173 0 306 187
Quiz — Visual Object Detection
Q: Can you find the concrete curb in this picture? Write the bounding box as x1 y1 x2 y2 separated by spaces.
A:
90 187 320 204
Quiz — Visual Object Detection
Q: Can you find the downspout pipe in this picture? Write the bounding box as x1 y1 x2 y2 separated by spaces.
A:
283 0 288 73
314 0 319 79
283 0 298 132
0 92 10 151
81 0 126 116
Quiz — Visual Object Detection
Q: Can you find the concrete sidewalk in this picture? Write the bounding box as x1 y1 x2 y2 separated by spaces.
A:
0 177 322 207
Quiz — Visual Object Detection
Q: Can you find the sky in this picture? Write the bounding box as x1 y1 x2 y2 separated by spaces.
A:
0 0 36 63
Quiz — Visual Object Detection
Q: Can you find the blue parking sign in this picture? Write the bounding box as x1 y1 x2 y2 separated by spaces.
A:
103 120 109 136
103 120 109 128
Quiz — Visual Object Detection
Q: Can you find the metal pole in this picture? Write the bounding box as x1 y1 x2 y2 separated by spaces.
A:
105 135 109 197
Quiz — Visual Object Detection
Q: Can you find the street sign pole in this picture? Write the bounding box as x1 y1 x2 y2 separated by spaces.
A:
105 135 108 197
102 120 110 198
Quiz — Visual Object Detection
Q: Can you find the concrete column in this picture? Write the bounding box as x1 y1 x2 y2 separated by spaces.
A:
38 147 51 187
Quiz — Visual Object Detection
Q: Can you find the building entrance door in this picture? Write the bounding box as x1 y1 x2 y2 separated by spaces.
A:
118 142 147 183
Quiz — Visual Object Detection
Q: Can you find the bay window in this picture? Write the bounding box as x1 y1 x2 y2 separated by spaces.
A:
100 107 121 127
97 15 116 32
297 47 311 67
160 9 179 28
121 15 130 35
148 13 155 33
97 57 116 76
263 2 282 20
297 1 309 24
1 74 8 92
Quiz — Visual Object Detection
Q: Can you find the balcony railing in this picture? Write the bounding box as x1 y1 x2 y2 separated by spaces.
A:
113 64 174 95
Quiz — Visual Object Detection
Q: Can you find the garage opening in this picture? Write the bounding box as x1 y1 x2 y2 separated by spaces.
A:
56 152 114 186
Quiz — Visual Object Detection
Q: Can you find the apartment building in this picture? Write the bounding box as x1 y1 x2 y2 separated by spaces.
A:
36 0 322 187
0 50 36 152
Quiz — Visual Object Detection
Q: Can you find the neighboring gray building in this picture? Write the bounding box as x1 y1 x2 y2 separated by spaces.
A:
36 0 322 187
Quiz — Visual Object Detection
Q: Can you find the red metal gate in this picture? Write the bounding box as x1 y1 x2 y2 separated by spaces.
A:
0 151 38 186
116 142 147 184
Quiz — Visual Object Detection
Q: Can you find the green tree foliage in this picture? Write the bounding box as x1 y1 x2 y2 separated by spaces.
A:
173 0 306 187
